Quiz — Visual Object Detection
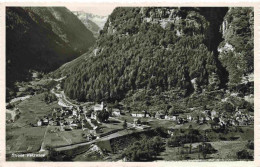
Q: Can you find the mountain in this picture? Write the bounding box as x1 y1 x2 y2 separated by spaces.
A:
72 11 108 38
6 7 96 99
53 7 253 105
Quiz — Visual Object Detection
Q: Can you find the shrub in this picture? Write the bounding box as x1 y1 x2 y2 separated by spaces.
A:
246 140 254 150
42 92 57 104
237 149 253 160
122 136 165 161
198 142 217 159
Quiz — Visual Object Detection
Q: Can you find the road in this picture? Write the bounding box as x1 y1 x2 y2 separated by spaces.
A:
54 127 147 152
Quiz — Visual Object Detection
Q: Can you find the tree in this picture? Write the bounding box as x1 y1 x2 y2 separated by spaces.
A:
237 149 253 160
122 136 165 161
199 142 217 159
123 120 127 129
42 92 57 104
96 109 109 122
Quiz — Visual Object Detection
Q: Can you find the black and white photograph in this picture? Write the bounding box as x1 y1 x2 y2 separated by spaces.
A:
3 3 256 163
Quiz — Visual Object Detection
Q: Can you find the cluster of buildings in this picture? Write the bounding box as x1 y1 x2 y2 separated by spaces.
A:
129 107 253 130
36 105 102 134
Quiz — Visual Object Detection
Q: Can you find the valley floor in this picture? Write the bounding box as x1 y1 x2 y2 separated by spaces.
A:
5 77 254 161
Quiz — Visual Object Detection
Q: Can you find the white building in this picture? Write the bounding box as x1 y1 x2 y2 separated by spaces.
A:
37 120 42 126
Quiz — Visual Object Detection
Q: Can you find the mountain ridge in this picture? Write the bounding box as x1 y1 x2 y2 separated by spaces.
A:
6 7 96 100
72 11 108 38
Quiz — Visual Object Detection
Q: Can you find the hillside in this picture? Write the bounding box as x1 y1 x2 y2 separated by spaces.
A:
72 11 108 38
6 7 96 100
218 7 254 87
52 7 253 106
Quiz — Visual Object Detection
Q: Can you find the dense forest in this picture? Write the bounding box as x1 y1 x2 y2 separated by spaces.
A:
6 7 96 100
218 7 254 86
57 7 253 104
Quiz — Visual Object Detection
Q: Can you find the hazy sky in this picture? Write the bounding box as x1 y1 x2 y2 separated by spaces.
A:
67 4 117 16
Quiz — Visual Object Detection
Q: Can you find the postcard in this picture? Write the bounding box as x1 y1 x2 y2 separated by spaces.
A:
0 1 259 167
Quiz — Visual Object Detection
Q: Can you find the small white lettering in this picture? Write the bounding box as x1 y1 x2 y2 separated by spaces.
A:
11 153 45 158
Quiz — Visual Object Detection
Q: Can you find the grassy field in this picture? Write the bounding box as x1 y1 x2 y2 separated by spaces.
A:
44 127 86 147
13 93 59 127
6 126 46 153
158 140 253 161
6 93 60 154
115 114 212 130
100 118 124 134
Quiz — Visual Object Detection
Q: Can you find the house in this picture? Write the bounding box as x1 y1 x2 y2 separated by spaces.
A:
85 134 95 141
205 110 211 116
171 114 179 121
131 113 145 118
42 117 49 125
165 115 173 120
91 112 97 120
167 128 176 136
199 116 207 124
70 123 78 129
90 129 97 135
60 120 65 126
186 115 192 121
133 118 141 127
91 102 107 120
72 109 78 116
93 102 105 111
37 119 42 126
177 117 185 124
64 125 72 131
155 112 165 119
211 110 218 119
112 109 121 117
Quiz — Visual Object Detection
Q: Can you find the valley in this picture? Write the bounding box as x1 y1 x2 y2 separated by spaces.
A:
6 74 254 161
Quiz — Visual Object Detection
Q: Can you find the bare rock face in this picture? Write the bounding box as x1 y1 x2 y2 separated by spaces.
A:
218 7 254 86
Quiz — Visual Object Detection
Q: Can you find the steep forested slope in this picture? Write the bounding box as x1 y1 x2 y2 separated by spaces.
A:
6 7 96 98
55 7 253 103
218 7 254 87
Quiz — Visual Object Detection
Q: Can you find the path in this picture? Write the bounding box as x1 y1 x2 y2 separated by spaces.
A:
39 125 50 152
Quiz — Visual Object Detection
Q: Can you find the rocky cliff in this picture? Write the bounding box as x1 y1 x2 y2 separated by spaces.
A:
218 7 254 87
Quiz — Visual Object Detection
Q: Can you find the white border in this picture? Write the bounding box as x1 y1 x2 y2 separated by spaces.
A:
0 1 259 167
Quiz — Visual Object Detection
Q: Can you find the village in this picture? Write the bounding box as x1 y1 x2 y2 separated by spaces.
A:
31 96 254 143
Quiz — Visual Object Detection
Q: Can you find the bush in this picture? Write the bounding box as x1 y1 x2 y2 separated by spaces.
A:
96 109 109 122
198 142 217 159
237 149 253 160
166 129 203 147
43 80 57 90
122 136 165 161
246 140 254 150
42 92 57 104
